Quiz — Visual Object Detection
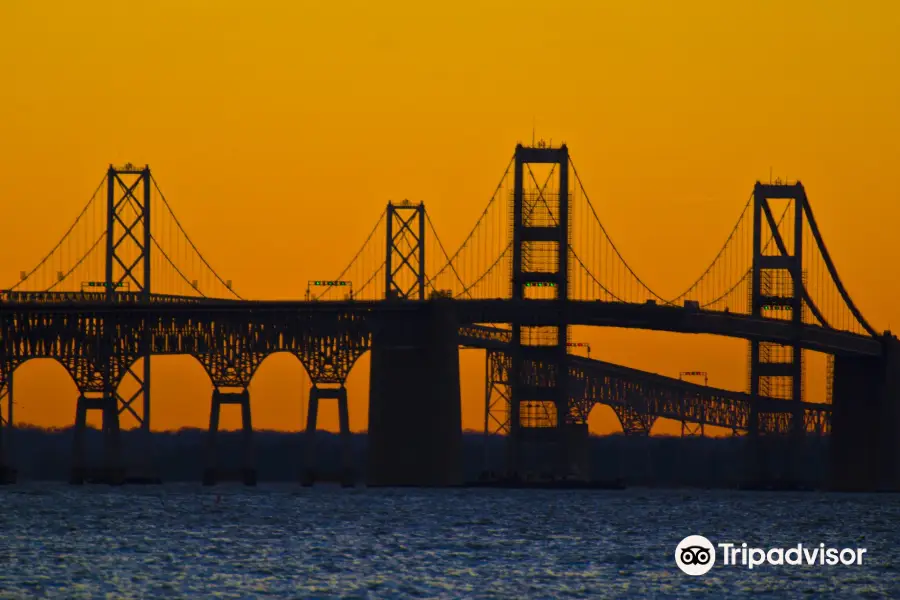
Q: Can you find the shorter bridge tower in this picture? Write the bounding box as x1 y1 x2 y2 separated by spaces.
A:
385 201 426 301
71 164 154 484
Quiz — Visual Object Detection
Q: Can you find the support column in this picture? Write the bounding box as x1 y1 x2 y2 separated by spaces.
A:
103 388 123 481
368 300 462 486
203 388 255 486
564 422 590 479
482 351 491 475
302 384 354 487
302 386 319 485
831 335 900 491
0 370 16 484
70 393 123 484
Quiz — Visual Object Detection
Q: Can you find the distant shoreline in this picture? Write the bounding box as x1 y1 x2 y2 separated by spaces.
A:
2 426 828 487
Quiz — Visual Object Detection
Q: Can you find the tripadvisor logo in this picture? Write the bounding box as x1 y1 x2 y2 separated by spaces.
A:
675 535 868 575
675 535 716 575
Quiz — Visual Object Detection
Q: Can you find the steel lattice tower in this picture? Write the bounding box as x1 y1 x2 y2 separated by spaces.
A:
72 165 154 482
106 164 152 430
385 201 426 300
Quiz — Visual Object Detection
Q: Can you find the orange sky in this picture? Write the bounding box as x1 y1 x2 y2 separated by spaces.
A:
1 1 898 436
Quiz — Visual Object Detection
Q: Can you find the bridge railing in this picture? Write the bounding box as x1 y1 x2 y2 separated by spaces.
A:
0 291 240 305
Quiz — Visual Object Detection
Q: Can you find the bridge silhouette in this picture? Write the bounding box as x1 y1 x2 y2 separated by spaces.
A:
0 145 896 490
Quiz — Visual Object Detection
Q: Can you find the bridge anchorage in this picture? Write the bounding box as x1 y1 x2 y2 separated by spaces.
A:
0 144 898 491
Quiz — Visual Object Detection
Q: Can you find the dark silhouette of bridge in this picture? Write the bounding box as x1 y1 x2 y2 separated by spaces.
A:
0 145 896 490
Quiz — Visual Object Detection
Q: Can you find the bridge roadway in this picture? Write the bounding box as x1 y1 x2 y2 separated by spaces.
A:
0 292 845 435
0 292 882 357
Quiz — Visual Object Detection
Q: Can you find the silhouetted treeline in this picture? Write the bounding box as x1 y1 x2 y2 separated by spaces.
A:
3 426 829 488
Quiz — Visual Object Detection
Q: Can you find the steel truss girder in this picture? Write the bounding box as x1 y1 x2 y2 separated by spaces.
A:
0 296 881 356
482 349 831 437
484 350 511 435
613 404 657 436
0 304 835 439
0 308 374 392
568 355 829 435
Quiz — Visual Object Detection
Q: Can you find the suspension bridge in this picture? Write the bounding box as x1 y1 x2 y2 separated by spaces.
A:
0 145 896 490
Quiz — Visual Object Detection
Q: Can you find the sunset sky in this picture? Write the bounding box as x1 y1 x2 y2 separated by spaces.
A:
1 1 898 436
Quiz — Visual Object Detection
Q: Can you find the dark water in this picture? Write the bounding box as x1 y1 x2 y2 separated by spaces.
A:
0 484 897 598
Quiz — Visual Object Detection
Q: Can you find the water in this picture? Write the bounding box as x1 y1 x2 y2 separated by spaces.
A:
0 484 898 598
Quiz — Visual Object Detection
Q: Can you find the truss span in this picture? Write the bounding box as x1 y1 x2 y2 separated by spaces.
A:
0 301 830 436
0 296 882 357
568 355 830 435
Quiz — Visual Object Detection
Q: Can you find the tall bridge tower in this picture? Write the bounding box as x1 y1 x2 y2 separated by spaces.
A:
749 182 806 440
508 143 582 477
747 182 809 484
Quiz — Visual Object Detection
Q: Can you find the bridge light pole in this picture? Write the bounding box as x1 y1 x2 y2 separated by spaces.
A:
567 342 591 359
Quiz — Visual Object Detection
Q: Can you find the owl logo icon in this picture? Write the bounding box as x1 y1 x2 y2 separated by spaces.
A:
675 535 716 575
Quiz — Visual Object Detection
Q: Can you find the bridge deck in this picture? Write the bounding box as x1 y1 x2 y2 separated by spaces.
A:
0 296 881 357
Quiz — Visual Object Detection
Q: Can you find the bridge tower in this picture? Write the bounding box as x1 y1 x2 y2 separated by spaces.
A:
71 164 154 483
385 201 426 300
748 182 807 481
507 143 583 479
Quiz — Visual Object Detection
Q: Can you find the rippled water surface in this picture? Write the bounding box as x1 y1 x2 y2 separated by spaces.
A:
0 484 898 598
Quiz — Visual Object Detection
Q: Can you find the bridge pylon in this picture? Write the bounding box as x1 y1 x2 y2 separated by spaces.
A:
748 182 808 481
106 164 152 425
385 201 426 300
69 165 156 483
507 143 583 479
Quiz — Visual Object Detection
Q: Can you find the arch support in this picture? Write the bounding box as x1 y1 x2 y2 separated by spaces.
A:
302 384 353 487
70 390 123 484
203 388 255 486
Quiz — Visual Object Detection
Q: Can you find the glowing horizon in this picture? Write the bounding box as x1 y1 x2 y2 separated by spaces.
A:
2 0 898 436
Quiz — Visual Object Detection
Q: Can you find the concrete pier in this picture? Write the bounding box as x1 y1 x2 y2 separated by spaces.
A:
830 334 900 491
302 384 354 486
70 393 124 485
0 423 15 484
203 388 256 486
367 300 463 486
